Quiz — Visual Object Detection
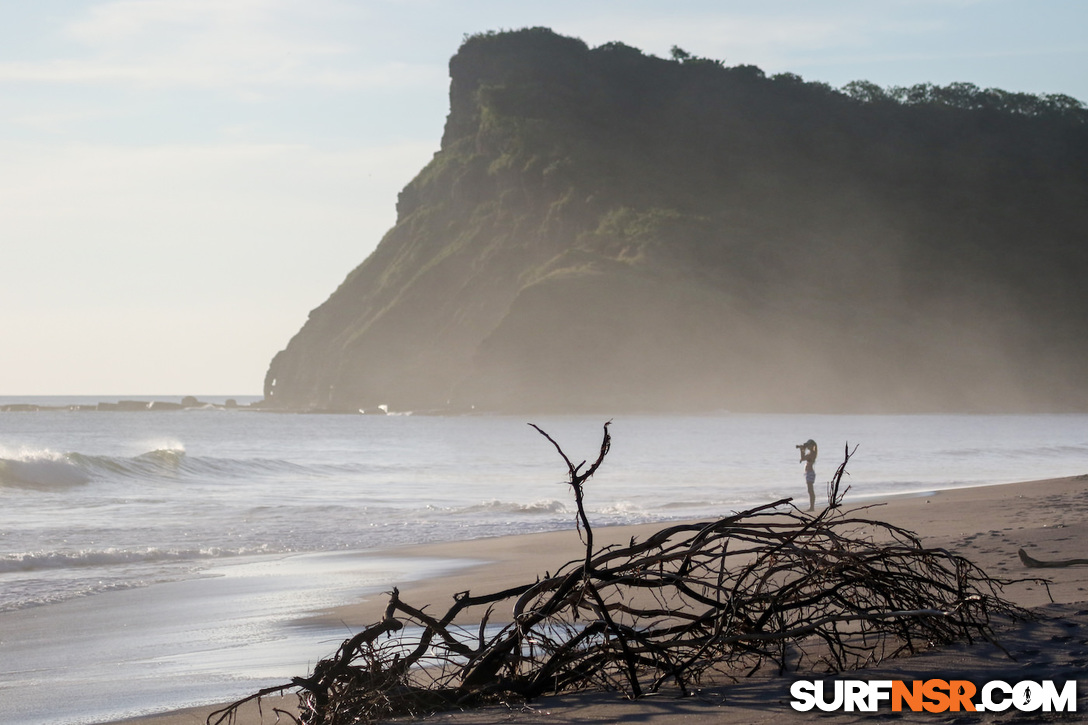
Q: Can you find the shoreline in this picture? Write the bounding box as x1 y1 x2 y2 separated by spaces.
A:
116 473 1088 725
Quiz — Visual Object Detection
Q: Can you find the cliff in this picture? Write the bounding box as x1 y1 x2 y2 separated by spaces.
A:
264 28 1088 413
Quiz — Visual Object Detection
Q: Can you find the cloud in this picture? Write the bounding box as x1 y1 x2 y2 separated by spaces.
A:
0 138 434 277
0 0 444 91
6 106 124 134
563 6 948 73
0 57 442 90
65 0 350 60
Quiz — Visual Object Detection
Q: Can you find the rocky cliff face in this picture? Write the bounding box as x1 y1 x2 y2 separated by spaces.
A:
264 28 1088 413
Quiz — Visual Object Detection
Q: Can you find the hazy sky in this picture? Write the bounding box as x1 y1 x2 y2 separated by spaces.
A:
3 0 1086 395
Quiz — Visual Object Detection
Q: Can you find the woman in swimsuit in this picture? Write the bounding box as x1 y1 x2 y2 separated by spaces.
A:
798 439 818 512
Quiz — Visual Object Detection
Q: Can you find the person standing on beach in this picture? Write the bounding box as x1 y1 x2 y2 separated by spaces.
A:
798 439 818 511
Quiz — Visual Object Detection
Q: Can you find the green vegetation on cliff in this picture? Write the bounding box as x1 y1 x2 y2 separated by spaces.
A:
265 27 1088 413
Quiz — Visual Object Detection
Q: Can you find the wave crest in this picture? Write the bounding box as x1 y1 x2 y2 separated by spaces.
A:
66 448 187 479
449 499 568 516
0 545 268 573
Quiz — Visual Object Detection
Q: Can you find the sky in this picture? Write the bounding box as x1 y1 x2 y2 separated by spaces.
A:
2 0 1086 396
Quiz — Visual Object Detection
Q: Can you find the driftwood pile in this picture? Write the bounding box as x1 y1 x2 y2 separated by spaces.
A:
211 423 1035 725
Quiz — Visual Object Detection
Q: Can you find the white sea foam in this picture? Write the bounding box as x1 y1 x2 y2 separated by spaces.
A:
451 498 568 515
596 500 650 516
0 545 269 574
1 407 1086 724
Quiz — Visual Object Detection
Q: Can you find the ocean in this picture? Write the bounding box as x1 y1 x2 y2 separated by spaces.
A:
1 398 1086 723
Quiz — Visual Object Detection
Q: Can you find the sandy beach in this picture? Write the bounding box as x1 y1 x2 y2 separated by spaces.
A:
119 474 1088 724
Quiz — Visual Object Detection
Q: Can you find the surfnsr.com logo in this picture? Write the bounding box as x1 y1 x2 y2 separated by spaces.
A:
790 679 1077 713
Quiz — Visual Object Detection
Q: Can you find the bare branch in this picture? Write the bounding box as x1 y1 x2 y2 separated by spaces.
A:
211 427 1038 725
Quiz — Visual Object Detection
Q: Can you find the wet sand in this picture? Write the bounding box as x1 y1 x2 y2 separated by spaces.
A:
120 474 1088 724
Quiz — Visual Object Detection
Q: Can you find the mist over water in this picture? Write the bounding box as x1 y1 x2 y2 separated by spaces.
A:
1 402 1086 723
2 406 1086 609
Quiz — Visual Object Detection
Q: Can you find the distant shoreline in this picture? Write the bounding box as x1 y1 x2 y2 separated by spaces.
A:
0 395 262 413
7 397 1088 416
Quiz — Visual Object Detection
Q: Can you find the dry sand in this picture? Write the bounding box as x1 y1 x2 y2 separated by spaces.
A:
119 475 1088 725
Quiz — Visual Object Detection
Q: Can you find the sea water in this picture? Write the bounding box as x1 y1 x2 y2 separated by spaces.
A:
1 400 1086 723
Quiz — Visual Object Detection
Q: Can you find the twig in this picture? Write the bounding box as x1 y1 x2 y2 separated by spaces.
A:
210 428 1038 725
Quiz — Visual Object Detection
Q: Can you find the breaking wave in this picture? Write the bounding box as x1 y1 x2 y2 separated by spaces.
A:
0 545 271 574
445 499 568 516
0 445 374 489
0 451 91 489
